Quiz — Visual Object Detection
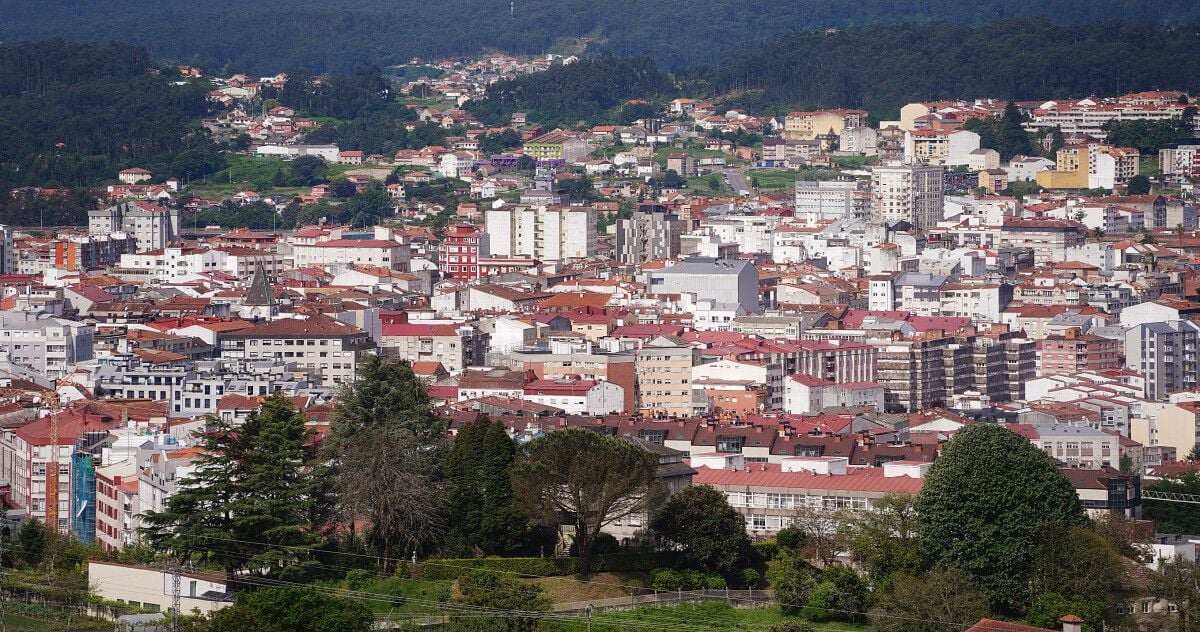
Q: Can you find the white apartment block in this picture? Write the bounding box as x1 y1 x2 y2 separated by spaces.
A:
485 205 596 261
871 159 945 229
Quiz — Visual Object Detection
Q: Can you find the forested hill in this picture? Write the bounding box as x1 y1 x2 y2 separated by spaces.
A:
3 0 1200 73
0 40 216 189
696 19 1200 117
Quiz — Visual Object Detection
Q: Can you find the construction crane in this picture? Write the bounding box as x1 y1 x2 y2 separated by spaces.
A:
43 390 61 535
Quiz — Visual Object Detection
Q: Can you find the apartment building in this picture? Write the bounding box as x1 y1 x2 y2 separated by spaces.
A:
616 206 687 265
88 201 179 252
0 312 94 379
220 314 373 386
904 129 981 166
379 311 485 373
440 223 488 280
0 406 120 534
485 205 596 261
999 217 1087 265
783 109 867 141
636 335 701 416
508 337 638 412
871 159 945 228
1041 328 1121 377
1124 320 1200 401
793 180 859 225
95 459 139 552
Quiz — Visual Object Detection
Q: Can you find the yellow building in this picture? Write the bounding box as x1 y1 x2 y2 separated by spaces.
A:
1036 145 1091 189
784 109 866 141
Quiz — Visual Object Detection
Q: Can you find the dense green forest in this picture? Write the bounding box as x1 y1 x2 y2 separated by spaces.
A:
4 1 1200 73
698 19 1200 117
0 40 220 189
467 55 676 127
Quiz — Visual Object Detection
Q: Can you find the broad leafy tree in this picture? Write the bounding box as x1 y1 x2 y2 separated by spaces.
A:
869 568 990 632
915 424 1085 613
207 586 373 632
837 493 921 585
766 551 817 615
1144 472 1200 534
650 484 751 576
510 429 663 575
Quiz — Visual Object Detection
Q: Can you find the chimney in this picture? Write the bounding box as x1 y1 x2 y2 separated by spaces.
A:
1060 614 1083 632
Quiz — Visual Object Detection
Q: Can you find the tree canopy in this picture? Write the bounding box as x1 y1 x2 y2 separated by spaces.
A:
443 417 527 557
0 39 216 188
328 355 445 448
915 424 1086 613
7 2 1200 74
650 484 752 576
141 393 326 582
509 429 663 574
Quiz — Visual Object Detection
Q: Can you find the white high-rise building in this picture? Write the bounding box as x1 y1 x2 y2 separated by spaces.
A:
88 201 179 252
870 159 945 229
794 180 857 225
485 205 596 261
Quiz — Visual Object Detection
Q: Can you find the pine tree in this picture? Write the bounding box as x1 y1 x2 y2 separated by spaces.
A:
328 355 444 450
443 417 525 556
141 393 325 581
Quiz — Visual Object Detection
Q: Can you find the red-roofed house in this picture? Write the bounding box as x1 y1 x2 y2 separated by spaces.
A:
4 405 121 532
379 311 482 373
691 459 923 535
523 378 624 415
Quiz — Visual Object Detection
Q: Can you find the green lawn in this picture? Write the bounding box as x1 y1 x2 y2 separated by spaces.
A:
687 175 729 194
553 602 867 631
750 167 846 190
322 576 454 615
185 154 364 198
1141 155 1160 177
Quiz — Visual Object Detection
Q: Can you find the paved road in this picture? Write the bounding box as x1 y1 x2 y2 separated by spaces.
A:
724 167 751 194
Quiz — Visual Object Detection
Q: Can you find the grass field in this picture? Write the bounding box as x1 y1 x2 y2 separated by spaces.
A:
322 575 454 615
185 154 364 198
552 602 868 631
749 167 846 190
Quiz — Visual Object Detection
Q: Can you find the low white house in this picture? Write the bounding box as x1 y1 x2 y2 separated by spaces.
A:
88 561 233 615
523 378 624 415
783 374 885 414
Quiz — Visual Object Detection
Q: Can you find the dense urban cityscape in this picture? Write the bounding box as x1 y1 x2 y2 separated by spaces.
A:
2 4 1200 631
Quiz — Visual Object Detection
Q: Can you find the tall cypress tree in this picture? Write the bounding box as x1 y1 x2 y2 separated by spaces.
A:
141 393 325 581
443 417 526 556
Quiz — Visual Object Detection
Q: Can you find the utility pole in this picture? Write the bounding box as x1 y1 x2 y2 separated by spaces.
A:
169 566 181 632
44 392 60 545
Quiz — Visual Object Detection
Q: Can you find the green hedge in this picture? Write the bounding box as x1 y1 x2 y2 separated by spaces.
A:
421 552 674 581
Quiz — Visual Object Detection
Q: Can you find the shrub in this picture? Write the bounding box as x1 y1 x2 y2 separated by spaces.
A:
704 573 727 590
651 568 683 591
345 569 372 591
421 552 673 581
776 527 805 551
751 540 778 563
741 568 761 588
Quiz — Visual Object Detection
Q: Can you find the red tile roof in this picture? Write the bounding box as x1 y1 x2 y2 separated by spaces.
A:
692 463 923 494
